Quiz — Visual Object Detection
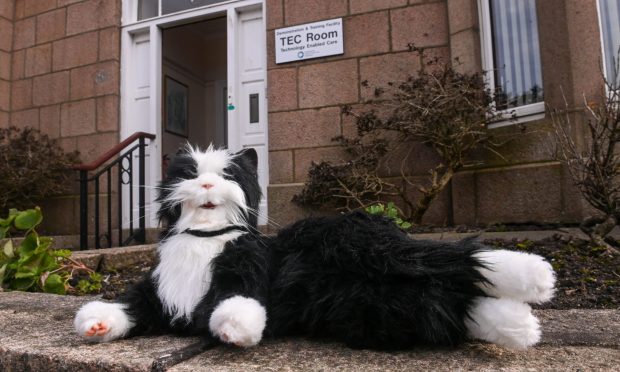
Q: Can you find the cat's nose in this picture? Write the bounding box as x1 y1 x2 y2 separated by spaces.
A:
202 183 214 190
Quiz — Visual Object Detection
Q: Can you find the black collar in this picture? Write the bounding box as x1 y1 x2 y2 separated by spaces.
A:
183 225 248 238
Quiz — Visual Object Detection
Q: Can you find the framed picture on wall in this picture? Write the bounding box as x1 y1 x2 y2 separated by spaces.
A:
164 76 189 137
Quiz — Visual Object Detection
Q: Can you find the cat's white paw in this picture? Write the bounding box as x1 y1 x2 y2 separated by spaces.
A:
465 297 541 350
74 301 134 343
475 250 556 303
209 296 266 347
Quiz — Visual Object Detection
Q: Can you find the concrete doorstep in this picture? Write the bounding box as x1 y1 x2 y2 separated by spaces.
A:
0 292 618 371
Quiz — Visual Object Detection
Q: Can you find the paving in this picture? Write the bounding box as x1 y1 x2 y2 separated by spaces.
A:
0 292 618 371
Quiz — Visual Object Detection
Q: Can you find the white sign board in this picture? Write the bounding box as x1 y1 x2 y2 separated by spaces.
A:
275 18 344 64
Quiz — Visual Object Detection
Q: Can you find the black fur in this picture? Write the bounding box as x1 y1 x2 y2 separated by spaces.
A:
117 148 490 350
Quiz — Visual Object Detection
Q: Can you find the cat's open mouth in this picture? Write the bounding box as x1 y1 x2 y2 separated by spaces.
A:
200 202 218 209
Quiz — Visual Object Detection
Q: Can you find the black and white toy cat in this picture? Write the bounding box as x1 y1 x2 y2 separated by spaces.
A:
74 146 556 350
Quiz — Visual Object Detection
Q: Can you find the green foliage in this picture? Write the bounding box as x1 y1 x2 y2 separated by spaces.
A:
0 207 99 295
365 202 412 230
0 127 80 214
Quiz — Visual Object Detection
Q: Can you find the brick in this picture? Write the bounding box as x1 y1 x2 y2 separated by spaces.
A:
267 30 276 69
344 11 390 57
52 32 98 71
0 0 14 20
67 0 120 35
450 29 481 75
268 68 297 112
0 79 9 111
266 0 283 30
11 49 25 79
284 0 348 25
23 0 57 18
391 2 449 51
70 61 119 100
476 164 563 224
11 78 33 110
60 99 96 137
99 27 120 61
75 131 118 163
298 59 358 108
447 0 477 34
359 51 421 100
36 8 66 44
269 107 341 150
0 18 13 51
24 44 52 77
40 104 61 138
451 170 476 225
96 94 119 132
11 108 39 129
267 184 308 228
0 50 10 80
0 111 8 128
268 150 293 183
294 146 348 182
13 17 36 50
58 0 83 6
350 0 407 14
13 0 25 19
32 71 69 106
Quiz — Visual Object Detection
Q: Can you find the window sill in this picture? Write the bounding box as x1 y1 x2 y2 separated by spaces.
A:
488 101 546 129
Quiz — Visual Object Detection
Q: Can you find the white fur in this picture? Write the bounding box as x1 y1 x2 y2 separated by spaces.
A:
209 296 267 347
474 250 556 304
465 297 541 350
74 301 134 342
188 144 234 176
154 233 242 322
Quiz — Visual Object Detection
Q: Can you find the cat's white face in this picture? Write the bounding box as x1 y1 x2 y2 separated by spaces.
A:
163 146 249 233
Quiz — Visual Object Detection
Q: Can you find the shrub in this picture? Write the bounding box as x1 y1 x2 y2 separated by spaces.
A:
551 72 620 254
0 207 101 294
294 49 505 225
0 127 80 214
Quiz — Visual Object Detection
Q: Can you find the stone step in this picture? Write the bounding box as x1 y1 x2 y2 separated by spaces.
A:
0 292 618 371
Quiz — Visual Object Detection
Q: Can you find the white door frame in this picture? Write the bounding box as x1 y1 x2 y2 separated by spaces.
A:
120 0 267 227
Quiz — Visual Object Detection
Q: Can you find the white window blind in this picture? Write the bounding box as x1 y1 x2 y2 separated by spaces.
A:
488 0 544 110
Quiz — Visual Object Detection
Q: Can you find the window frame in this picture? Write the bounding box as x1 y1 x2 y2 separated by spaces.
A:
477 0 545 128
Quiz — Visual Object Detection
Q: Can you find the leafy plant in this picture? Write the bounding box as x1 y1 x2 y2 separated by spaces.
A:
0 127 80 214
0 207 100 294
365 202 412 230
294 47 506 225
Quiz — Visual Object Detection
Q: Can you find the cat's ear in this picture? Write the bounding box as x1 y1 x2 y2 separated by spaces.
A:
236 148 258 171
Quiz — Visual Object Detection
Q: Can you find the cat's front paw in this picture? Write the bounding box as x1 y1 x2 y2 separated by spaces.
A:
209 296 266 347
74 301 134 343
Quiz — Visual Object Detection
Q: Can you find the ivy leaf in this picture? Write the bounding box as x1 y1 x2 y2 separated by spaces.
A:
51 249 72 259
18 231 39 260
43 273 66 295
3 240 14 258
0 226 9 239
14 208 43 231
10 277 36 291
0 263 7 282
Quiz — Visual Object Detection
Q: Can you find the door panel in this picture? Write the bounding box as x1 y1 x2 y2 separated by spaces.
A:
229 6 268 225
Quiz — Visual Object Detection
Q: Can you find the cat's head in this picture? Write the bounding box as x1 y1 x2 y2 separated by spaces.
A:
157 145 261 234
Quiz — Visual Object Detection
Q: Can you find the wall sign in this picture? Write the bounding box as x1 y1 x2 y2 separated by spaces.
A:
275 18 344 64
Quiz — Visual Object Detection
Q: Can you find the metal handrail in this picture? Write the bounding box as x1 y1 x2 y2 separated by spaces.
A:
73 132 156 250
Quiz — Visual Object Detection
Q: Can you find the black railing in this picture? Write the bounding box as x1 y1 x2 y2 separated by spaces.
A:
73 132 156 250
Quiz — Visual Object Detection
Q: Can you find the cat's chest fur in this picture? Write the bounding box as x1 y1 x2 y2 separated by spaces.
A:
153 234 230 322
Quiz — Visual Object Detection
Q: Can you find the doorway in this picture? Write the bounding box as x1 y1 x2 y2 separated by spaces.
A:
120 0 268 227
161 17 228 169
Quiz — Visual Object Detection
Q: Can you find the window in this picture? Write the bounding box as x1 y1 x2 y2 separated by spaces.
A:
598 0 620 87
136 0 231 20
479 0 545 125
